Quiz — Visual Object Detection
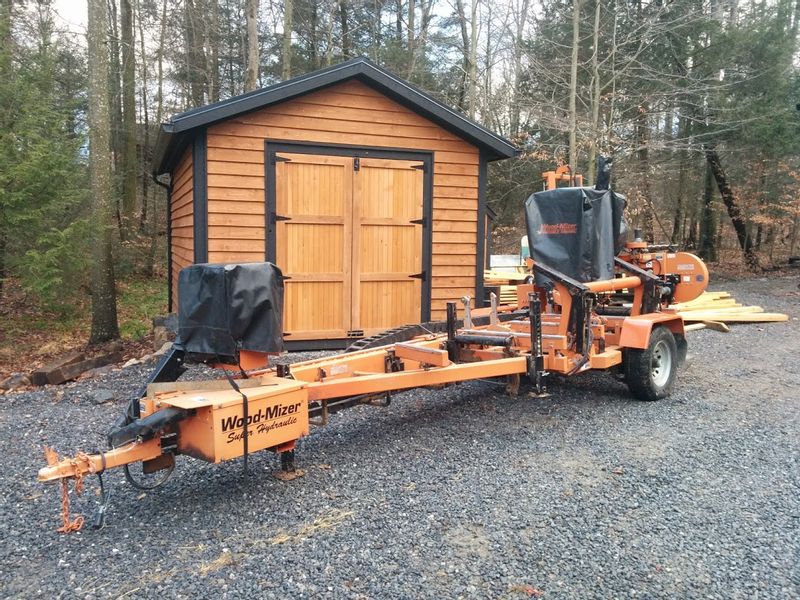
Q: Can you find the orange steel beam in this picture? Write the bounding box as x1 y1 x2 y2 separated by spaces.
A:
38 438 163 483
306 356 528 401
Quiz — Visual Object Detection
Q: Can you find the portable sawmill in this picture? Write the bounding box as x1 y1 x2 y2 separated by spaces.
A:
38 182 709 531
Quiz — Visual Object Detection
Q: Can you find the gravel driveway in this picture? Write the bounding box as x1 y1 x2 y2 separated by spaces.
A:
0 276 798 599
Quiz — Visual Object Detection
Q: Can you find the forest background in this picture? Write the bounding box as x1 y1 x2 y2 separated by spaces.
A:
0 0 798 365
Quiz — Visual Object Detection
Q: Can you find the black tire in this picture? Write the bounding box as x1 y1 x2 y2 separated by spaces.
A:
624 326 678 401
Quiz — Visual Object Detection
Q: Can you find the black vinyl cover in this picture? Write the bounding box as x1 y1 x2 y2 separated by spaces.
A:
178 263 285 357
524 187 626 283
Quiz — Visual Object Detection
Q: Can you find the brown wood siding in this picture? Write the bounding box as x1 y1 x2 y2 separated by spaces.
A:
205 79 480 320
171 147 193 304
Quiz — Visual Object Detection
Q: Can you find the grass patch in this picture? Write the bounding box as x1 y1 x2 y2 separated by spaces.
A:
117 278 169 340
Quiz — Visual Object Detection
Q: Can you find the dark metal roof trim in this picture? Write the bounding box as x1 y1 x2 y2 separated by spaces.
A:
153 57 517 174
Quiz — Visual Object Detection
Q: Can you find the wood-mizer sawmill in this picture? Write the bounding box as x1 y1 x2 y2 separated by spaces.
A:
38 178 710 532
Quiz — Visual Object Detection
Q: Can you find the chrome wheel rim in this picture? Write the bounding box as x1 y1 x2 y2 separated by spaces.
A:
650 339 672 388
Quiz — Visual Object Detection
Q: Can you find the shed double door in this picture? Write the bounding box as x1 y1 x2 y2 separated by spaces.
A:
273 152 425 341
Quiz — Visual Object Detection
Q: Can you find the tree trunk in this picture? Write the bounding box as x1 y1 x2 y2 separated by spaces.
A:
245 0 259 91
395 0 402 42
136 0 149 232
120 0 136 221
339 0 350 58
184 0 206 107
509 0 530 137
636 105 653 240
310 1 319 68
467 0 478 119
408 0 415 53
282 0 292 80
0 0 9 298
88 0 120 343
455 0 469 112
409 0 433 75
155 0 167 126
108 0 124 231
207 0 220 102
699 158 717 262
671 112 690 245
371 0 381 61
704 145 760 269
0 227 5 298
568 0 581 176
587 0 601 184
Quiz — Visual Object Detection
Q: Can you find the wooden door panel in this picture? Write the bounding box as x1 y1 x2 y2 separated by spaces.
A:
353 158 424 335
284 282 346 340
275 153 352 339
359 281 419 331
359 225 418 272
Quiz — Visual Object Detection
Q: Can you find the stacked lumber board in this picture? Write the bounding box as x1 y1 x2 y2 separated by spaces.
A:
483 269 528 285
484 269 527 305
668 291 789 325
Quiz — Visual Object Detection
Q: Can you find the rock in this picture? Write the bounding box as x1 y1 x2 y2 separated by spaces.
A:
45 352 124 385
153 325 176 351
0 373 31 390
154 342 173 357
91 388 115 404
30 351 85 386
122 358 141 368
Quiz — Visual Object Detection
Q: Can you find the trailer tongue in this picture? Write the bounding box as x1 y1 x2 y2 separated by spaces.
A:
38 185 708 531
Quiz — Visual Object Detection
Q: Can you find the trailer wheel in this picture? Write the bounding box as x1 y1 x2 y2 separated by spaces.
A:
624 326 677 401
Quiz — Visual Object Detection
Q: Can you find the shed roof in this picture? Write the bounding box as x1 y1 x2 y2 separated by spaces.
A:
153 57 517 175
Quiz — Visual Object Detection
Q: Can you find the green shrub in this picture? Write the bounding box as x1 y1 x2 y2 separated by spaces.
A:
20 219 91 314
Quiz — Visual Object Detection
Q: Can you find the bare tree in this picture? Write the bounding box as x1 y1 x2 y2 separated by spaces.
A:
587 0 601 183
87 0 120 343
467 0 478 119
568 0 582 177
282 0 293 80
184 0 207 106
120 0 137 220
207 0 220 102
245 0 258 91
339 0 351 58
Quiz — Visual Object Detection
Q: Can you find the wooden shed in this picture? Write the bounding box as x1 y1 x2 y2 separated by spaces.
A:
153 57 517 349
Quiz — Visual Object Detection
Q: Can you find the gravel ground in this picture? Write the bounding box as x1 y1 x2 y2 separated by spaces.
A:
0 276 798 599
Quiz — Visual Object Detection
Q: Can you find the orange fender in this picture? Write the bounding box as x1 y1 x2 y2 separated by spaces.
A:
619 313 685 350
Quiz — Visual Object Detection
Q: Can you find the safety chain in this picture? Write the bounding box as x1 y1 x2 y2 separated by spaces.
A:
54 451 93 534
56 478 84 533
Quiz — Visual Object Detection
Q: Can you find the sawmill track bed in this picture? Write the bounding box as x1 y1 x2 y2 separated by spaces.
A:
0 276 798 599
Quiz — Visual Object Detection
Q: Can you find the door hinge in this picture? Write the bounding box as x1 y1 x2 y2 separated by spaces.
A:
353 157 360 171
409 217 427 227
412 163 427 172
270 213 291 224
270 153 291 165
409 271 426 281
